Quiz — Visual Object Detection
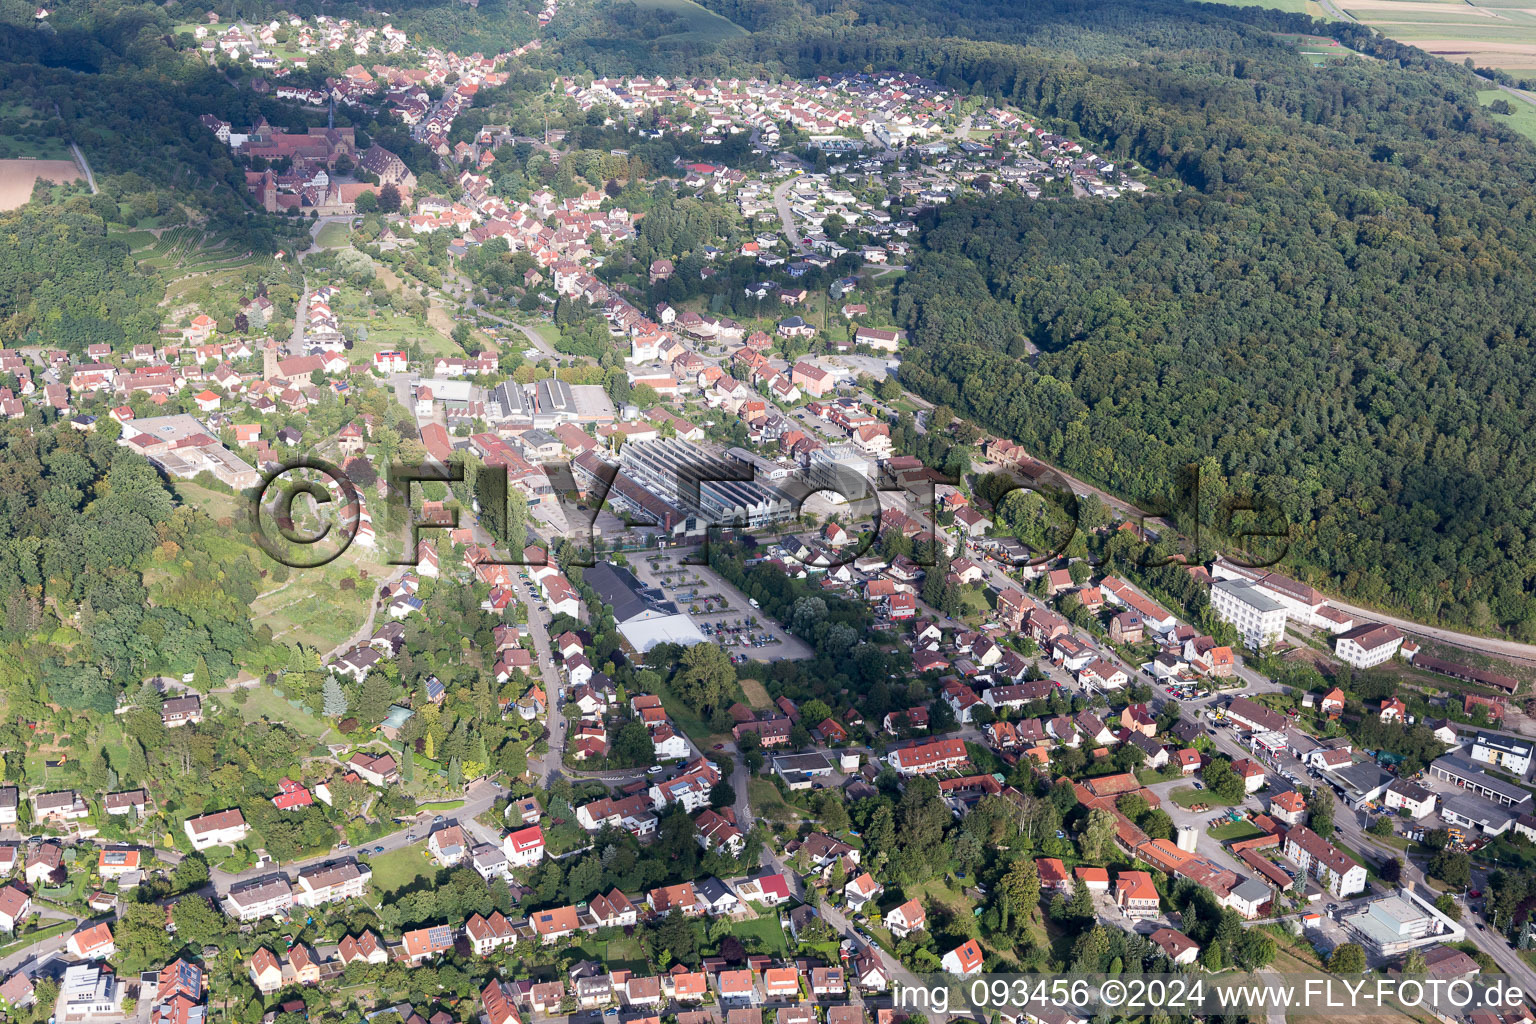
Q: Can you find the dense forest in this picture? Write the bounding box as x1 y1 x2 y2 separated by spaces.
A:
0 424 277 712
621 0 1536 635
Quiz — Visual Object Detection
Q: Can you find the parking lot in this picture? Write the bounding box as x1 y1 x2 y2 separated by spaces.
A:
628 552 814 663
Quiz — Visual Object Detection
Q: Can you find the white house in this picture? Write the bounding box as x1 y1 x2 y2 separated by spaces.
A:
1383 779 1436 819
502 825 546 868
1471 732 1534 776
224 876 294 922
652 724 691 761
293 860 371 907
1150 928 1200 966
58 963 122 1020
1283 825 1366 898
184 808 248 851
843 872 883 912
0 885 30 932
940 939 984 977
66 922 115 960
883 898 926 938
1333 622 1404 668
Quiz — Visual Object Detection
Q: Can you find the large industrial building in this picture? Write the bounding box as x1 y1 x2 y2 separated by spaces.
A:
1430 754 1534 808
583 562 707 653
1340 887 1465 956
1208 579 1287 650
619 438 793 529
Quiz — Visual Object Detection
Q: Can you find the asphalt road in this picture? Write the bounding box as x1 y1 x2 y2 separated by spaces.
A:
772 177 805 249
288 285 309 356
205 778 507 895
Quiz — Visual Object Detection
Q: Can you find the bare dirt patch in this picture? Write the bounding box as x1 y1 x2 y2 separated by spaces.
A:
1341 0 1503 14
738 678 772 709
0 158 81 210
1405 39 1536 66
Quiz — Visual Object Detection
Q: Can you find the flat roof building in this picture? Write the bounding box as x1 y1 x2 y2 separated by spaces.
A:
1209 579 1287 650
1341 887 1465 956
620 438 792 529
1430 754 1533 808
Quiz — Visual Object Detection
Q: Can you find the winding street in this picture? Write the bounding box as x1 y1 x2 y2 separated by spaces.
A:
191 778 508 896
772 177 806 250
69 142 97 195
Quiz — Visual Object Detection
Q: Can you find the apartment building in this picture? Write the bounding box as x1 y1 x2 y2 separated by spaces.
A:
1209 579 1287 650
1283 825 1366 898
293 860 371 907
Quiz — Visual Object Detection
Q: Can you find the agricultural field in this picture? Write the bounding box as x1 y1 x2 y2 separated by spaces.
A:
134 226 268 304
139 227 259 274
0 158 81 210
631 0 748 42
1203 0 1326 15
1338 0 1536 74
1479 89 1536 142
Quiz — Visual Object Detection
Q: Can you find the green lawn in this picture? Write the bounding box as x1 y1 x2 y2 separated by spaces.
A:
0 134 74 160
1479 89 1536 143
172 479 241 521
748 779 801 824
238 685 332 740
1374 832 1416 851
111 229 159 252
657 682 735 744
0 920 73 958
367 841 434 893
1170 786 1241 808
1208 820 1267 842
316 221 352 248
605 933 649 970
248 544 377 650
725 914 788 956
1479 833 1536 871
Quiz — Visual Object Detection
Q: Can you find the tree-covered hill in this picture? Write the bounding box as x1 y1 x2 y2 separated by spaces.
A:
664 0 1536 635
0 423 281 714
